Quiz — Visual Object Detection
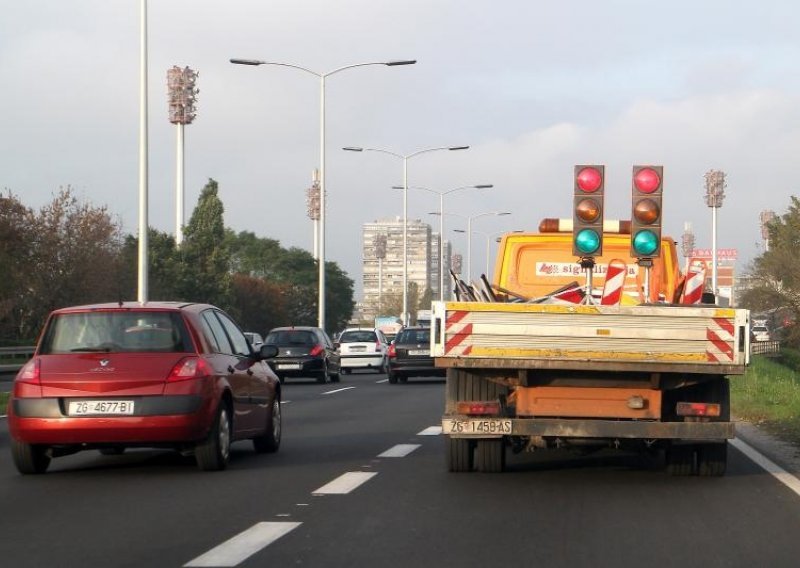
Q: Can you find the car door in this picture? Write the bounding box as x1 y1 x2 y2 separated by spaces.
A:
320 330 340 374
215 310 272 435
200 310 254 434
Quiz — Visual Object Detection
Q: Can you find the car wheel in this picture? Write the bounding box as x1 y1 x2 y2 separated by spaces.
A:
195 403 231 471
340 368 350 375
316 363 329 384
11 439 51 474
330 371 340 383
388 370 398 384
253 396 282 454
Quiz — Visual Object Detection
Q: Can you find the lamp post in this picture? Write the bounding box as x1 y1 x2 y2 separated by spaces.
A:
344 145 469 324
704 170 726 301
231 57 416 331
138 0 149 304
432 211 511 282
392 184 493 301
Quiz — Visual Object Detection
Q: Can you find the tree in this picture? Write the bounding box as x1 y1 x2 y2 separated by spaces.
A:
229 274 287 334
176 179 232 306
0 193 35 342
741 196 800 346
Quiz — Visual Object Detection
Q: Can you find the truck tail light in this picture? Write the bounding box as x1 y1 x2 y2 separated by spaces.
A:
167 357 213 382
456 401 501 415
676 402 721 417
309 344 325 357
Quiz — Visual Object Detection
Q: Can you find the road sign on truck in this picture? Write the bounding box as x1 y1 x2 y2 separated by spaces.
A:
436 165 749 476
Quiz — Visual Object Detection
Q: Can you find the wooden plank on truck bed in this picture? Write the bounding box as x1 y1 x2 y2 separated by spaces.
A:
431 301 749 373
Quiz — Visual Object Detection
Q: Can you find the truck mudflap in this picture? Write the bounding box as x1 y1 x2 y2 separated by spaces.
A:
442 416 735 440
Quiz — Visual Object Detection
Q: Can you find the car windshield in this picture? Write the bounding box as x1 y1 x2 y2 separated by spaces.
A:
397 329 430 344
40 311 192 354
340 330 378 343
265 330 317 346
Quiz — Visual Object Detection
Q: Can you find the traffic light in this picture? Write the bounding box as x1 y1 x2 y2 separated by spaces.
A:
630 165 663 258
572 165 605 257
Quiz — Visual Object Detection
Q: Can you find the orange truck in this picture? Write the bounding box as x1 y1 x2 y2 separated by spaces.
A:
433 167 750 476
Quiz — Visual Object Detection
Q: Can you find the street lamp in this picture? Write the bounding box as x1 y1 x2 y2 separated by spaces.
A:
231 57 416 331
432 211 511 282
392 184 493 301
344 145 469 324
704 170 726 301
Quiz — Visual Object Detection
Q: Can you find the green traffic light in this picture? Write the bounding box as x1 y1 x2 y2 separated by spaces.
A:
633 230 659 256
575 228 600 255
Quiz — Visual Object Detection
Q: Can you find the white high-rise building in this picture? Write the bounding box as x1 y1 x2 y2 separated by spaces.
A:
362 217 438 320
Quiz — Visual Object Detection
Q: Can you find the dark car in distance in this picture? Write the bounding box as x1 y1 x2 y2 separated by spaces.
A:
387 326 445 384
263 326 340 383
7 302 283 474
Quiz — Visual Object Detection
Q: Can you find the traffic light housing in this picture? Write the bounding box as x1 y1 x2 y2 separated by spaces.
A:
630 165 663 258
572 165 605 257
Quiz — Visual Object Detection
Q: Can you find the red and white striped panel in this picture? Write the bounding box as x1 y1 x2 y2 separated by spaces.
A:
601 259 627 305
706 317 735 362
547 285 585 305
444 310 473 356
682 264 706 305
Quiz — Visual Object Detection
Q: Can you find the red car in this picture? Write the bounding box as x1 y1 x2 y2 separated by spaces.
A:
7 302 282 474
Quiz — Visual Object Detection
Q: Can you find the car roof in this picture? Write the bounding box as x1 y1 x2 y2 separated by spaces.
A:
268 326 322 332
50 301 209 314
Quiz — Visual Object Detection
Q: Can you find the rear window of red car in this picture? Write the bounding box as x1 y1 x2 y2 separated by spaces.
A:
39 311 192 354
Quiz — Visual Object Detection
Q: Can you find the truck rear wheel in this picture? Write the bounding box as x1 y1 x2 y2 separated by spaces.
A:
446 437 473 472
697 442 727 476
666 445 695 476
475 439 504 473
446 369 507 412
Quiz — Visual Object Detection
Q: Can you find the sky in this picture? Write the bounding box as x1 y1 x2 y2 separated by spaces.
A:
2 0 799 299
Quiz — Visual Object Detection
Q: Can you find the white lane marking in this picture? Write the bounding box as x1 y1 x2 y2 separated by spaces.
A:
279 400 291 405
418 426 442 436
731 438 800 498
0 415 6 420
375 378 389 384
378 444 421 458
184 522 301 567
312 471 377 495
321 387 355 395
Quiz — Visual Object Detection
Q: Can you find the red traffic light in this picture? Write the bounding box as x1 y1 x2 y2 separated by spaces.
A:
633 167 661 194
576 167 603 193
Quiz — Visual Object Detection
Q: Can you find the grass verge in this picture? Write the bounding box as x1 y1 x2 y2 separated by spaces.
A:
731 350 800 445
0 391 9 414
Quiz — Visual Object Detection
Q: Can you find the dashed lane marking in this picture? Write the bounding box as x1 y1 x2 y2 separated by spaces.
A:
321 386 356 396
731 438 800 498
375 378 389 384
417 426 442 436
312 471 377 495
184 522 301 567
378 444 421 458
279 400 291 405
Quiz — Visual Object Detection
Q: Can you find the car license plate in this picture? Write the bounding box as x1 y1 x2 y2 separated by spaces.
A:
68 401 135 416
350 346 366 352
408 349 429 356
277 363 301 370
442 418 512 436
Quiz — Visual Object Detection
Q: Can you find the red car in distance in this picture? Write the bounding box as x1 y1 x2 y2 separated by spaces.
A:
8 302 282 474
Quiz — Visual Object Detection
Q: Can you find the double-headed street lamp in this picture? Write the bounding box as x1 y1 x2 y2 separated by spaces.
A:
392 184 493 301
230 57 416 331
432 211 511 282
344 145 469 324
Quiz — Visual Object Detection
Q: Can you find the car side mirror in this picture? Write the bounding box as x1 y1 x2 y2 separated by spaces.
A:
333 341 340 349
258 344 278 359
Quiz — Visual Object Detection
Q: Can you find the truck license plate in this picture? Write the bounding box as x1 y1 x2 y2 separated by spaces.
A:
442 418 512 436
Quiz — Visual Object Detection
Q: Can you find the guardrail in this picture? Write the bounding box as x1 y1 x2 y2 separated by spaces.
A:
751 340 781 356
0 346 35 374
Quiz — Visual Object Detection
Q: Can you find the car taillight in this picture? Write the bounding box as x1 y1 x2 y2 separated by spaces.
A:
16 359 41 385
309 344 324 357
167 357 213 382
388 344 396 358
375 341 383 352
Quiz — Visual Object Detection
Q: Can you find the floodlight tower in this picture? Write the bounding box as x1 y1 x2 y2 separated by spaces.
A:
704 170 727 300
167 65 199 246
306 169 321 259
760 210 776 252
